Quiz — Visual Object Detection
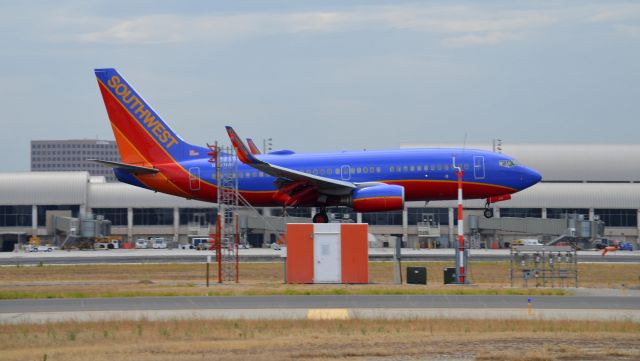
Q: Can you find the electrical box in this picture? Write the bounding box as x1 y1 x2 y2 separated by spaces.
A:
407 267 427 285
286 223 368 284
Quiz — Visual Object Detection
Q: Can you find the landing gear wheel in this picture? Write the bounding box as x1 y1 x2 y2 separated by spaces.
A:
483 208 494 219
312 212 329 223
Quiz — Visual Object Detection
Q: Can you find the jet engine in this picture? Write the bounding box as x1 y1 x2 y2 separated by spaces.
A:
348 184 405 212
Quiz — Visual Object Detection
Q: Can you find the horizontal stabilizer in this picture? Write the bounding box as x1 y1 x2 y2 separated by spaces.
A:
88 159 159 174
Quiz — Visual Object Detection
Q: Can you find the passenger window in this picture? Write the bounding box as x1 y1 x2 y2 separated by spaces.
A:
463 163 469 170
335 168 341 174
417 165 422 171
437 165 442 171
390 166 395 172
252 172 257 177
363 167 368 174
327 169 333 175
376 167 381 173
350 168 355 174
403 166 408 172
306 169 311 174
320 169 325 175
313 169 318 175
410 166 415 171
430 165 435 171
444 165 449 171
356 167 362 174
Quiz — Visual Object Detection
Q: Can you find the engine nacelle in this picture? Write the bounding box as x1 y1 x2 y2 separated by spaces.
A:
350 184 405 212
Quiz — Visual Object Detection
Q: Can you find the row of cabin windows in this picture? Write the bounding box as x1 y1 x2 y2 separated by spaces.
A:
233 163 471 178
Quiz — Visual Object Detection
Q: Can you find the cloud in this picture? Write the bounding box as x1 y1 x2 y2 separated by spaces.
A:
589 4 640 22
615 24 640 38
70 5 558 47
444 31 521 47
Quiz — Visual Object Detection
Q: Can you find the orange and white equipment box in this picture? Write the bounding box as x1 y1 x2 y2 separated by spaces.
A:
285 223 368 284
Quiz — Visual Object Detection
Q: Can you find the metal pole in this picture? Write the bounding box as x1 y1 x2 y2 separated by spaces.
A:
393 236 402 284
452 156 467 284
206 255 211 287
456 168 465 284
235 214 239 283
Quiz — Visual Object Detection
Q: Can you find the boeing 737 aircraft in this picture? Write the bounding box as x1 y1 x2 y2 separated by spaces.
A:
94 68 542 223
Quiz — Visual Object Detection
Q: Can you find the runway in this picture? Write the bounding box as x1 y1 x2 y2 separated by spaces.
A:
2 294 639 324
2 249 639 265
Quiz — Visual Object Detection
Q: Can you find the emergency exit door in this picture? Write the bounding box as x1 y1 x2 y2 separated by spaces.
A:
473 156 485 180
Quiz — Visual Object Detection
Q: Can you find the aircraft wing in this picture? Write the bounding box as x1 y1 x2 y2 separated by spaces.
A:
88 159 159 174
226 126 356 195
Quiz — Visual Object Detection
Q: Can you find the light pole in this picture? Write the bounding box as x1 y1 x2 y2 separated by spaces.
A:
263 138 273 153
493 138 502 153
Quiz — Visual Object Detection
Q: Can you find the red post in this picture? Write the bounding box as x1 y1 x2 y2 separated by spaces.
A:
456 169 465 284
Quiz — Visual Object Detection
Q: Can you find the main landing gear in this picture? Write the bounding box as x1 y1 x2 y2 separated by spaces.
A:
483 200 494 219
312 209 329 223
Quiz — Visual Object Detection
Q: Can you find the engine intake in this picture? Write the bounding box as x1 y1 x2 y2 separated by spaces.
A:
350 184 405 212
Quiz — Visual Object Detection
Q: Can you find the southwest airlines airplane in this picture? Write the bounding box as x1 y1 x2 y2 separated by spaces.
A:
94 68 542 223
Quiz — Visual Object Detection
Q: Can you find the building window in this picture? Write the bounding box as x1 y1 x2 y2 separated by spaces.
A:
272 208 311 218
37 205 79 226
594 209 637 227
408 208 449 225
0 206 32 227
133 208 173 226
362 211 402 225
500 208 542 218
326 207 356 222
546 208 589 219
179 208 217 225
92 208 127 226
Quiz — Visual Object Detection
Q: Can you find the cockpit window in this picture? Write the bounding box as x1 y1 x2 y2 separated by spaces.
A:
499 159 516 168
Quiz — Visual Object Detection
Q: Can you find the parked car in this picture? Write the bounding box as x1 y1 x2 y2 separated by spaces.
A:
135 239 148 249
151 237 167 249
618 242 634 251
30 245 53 252
270 242 281 251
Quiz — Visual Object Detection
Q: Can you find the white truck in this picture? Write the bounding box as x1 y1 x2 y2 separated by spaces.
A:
151 237 167 249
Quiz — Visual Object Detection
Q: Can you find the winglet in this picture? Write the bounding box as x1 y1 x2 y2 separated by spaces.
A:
225 126 261 164
246 138 262 155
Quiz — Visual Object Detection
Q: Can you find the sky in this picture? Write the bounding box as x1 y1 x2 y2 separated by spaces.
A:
1 1 639 171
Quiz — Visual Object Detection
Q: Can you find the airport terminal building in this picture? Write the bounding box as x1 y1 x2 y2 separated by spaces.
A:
1 144 639 250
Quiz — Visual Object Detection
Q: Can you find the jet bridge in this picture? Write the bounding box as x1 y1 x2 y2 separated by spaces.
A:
469 214 604 249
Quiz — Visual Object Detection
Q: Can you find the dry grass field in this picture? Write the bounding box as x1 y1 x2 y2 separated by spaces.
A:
1 318 639 361
0 262 640 299
1 262 639 299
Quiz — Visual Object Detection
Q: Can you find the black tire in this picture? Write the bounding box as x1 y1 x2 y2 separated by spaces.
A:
483 208 494 218
312 212 329 223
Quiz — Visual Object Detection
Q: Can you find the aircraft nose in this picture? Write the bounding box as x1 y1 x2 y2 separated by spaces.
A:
521 167 542 189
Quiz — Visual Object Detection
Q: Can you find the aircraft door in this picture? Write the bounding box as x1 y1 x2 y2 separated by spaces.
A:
340 165 351 181
473 156 485 180
189 167 201 191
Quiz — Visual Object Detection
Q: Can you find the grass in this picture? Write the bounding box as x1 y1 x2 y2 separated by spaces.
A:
1 318 639 361
0 261 638 300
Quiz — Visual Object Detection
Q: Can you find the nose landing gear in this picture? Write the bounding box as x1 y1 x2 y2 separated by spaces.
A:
483 200 494 219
